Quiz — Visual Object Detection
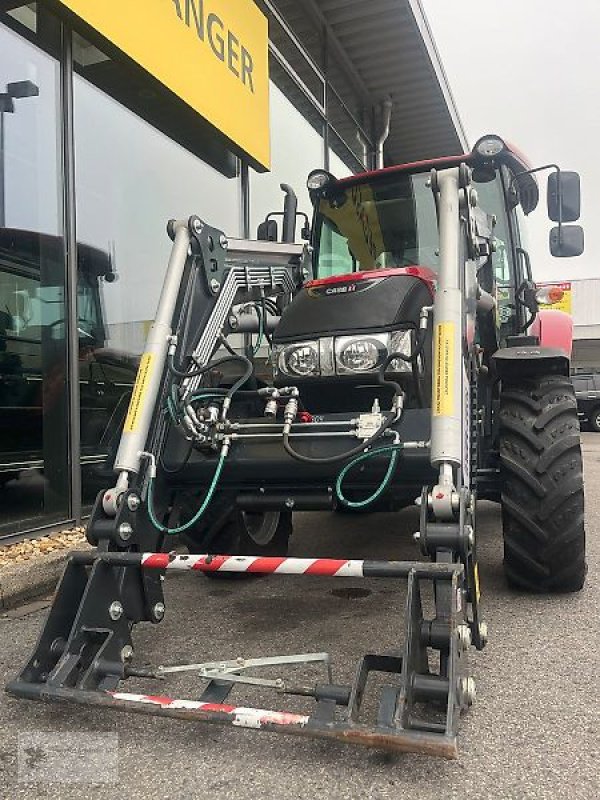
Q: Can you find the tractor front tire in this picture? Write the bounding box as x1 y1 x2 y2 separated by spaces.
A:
499 374 586 593
182 509 292 579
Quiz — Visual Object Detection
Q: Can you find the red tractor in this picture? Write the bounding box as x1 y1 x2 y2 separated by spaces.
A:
8 134 585 758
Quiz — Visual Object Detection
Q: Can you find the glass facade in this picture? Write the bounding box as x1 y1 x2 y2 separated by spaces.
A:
0 2 363 538
0 8 69 536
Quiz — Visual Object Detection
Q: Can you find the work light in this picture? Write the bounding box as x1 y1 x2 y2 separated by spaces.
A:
474 135 505 159
306 170 334 191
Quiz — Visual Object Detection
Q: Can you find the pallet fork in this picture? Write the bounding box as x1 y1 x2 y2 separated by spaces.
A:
7 166 488 758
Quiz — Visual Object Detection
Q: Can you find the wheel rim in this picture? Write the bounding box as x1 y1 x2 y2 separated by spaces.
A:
241 511 280 546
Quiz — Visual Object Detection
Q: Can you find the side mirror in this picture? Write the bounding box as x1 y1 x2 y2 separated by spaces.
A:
257 219 278 242
550 225 584 257
548 171 581 222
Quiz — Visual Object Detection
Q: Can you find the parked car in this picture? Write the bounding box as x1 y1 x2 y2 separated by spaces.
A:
572 372 600 431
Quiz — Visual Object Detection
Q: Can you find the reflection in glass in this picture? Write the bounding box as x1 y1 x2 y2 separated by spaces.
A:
73 43 242 506
0 16 69 536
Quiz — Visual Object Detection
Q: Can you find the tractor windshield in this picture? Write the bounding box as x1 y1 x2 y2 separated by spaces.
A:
315 171 512 285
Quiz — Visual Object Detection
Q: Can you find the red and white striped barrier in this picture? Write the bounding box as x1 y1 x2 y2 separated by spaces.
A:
109 691 309 730
71 550 462 580
141 553 365 576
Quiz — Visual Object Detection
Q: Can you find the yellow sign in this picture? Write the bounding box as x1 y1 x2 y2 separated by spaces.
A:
537 281 572 315
56 0 270 169
124 353 155 433
433 322 455 416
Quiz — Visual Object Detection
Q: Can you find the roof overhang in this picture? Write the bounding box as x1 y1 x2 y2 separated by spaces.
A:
270 0 468 165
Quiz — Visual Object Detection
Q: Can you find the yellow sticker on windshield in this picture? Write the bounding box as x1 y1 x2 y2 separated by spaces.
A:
433 322 455 416
124 353 154 434
320 183 385 268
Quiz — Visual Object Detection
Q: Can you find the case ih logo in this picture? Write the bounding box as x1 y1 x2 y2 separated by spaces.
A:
307 278 385 298
325 284 357 295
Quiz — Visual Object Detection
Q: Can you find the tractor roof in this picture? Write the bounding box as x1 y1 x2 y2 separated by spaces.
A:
334 137 539 214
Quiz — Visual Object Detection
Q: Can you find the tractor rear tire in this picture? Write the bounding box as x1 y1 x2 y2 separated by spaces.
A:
499 374 586 593
182 509 292 579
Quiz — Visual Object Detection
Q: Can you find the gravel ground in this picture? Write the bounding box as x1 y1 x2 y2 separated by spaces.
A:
0 529 85 568
0 436 598 799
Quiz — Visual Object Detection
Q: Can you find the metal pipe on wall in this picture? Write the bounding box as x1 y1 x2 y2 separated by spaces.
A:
375 98 393 170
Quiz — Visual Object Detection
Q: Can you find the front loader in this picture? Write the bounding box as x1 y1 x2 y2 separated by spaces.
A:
7 135 586 759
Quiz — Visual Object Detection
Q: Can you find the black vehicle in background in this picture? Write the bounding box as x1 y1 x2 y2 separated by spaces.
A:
0 228 137 491
572 372 600 431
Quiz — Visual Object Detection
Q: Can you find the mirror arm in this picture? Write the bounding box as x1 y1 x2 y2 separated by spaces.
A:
514 163 563 245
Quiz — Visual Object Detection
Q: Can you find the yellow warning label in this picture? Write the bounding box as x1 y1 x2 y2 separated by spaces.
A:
433 322 455 416
124 353 154 434
474 562 481 602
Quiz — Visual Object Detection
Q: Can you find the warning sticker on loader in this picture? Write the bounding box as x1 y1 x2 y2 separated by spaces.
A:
433 322 455 416
124 353 154 433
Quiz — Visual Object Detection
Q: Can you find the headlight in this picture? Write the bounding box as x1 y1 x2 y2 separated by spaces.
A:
279 341 320 377
335 335 387 374
275 330 417 378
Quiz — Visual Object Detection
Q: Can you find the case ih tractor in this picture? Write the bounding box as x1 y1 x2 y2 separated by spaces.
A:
8 135 585 759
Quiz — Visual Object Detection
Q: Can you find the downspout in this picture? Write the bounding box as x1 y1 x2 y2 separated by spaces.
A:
375 98 393 170
356 129 370 170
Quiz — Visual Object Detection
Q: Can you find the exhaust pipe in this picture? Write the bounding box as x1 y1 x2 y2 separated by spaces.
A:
375 98 393 170
280 183 298 243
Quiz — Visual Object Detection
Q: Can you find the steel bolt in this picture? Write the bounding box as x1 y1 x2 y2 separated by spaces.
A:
121 645 134 662
458 676 476 707
478 621 489 648
219 234 229 249
456 624 472 652
153 602 166 621
210 279 221 294
127 494 140 512
193 218 202 233
109 601 123 621
118 522 133 541
285 498 295 509
413 531 421 542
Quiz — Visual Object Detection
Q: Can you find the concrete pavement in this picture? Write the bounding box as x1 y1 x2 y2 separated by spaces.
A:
0 435 598 799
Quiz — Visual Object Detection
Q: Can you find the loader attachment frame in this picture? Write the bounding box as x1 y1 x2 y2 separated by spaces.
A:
7 163 489 758
8 553 470 759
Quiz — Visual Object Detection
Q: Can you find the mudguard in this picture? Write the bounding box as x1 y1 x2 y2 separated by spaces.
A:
529 309 573 357
493 345 570 379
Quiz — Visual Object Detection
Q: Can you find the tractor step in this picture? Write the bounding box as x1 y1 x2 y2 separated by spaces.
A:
6 550 475 758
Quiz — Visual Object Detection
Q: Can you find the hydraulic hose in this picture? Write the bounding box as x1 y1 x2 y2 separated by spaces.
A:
282 412 396 465
147 450 227 535
335 443 404 509
167 353 251 381
282 364 403 465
